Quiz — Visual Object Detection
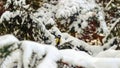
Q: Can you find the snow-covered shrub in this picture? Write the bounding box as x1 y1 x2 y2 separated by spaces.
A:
0 0 112 46
0 0 120 68
0 34 119 68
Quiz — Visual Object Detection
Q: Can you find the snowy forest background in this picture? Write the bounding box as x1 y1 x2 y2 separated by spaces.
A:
0 0 120 68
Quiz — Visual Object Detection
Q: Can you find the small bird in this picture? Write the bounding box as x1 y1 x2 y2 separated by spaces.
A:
55 35 61 46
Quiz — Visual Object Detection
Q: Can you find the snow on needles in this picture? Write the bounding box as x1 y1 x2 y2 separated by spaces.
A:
21 40 61 68
0 10 21 24
0 35 120 68
0 0 119 68
5 0 26 9
56 0 80 18
56 0 97 18
1 49 22 68
55 0 108 35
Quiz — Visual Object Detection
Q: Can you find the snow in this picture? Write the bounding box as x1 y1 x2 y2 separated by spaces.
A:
0 0 120 68
1 49 22 68
92 58 120 68
4 0 11 9
37 45 60 68
47 29 118 56
45 18 55 26
85 37 118 56
97 50 120 58
0 11 12 23
56 0 97 19
59 49 94 68
13 0 26 7
58 35 118 56
0 34 19 48
0 35 119 68
0 10 21 24
55 0 109 35
59 49 120 68
98 11 109 35
96 48 120 58
21 40 46 68
49 26 62 36
44 45 61 62
37 58 58 68
21 40 61 68
2 0 109 46
31 14 55 44
5 0 26 9
33 3 56 25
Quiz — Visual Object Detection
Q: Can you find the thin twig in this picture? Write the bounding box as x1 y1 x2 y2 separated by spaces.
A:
103 18 120 43
105 0 113 9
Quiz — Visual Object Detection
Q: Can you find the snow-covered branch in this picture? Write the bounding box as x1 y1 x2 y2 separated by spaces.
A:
1 49 22 68
0 34 19 49
0 0 120 68
0 34 120 68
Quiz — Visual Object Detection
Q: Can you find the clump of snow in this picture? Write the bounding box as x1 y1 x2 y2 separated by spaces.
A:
0 11 12 23
92 58 120 68
1 49 22 68
13 0 26 7
5 0 26 9
37 58 58 68
0 10 21 24
21 40 46 68
0 34 119 68
0 34 19 48
37 45 61 68
49 26 61 34
59 49 94 68
21 40 61 68
45 45 61 62
45 18 55 26
56 0 81 18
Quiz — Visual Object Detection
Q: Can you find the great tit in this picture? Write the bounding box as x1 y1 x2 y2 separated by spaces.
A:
55 35 61 46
